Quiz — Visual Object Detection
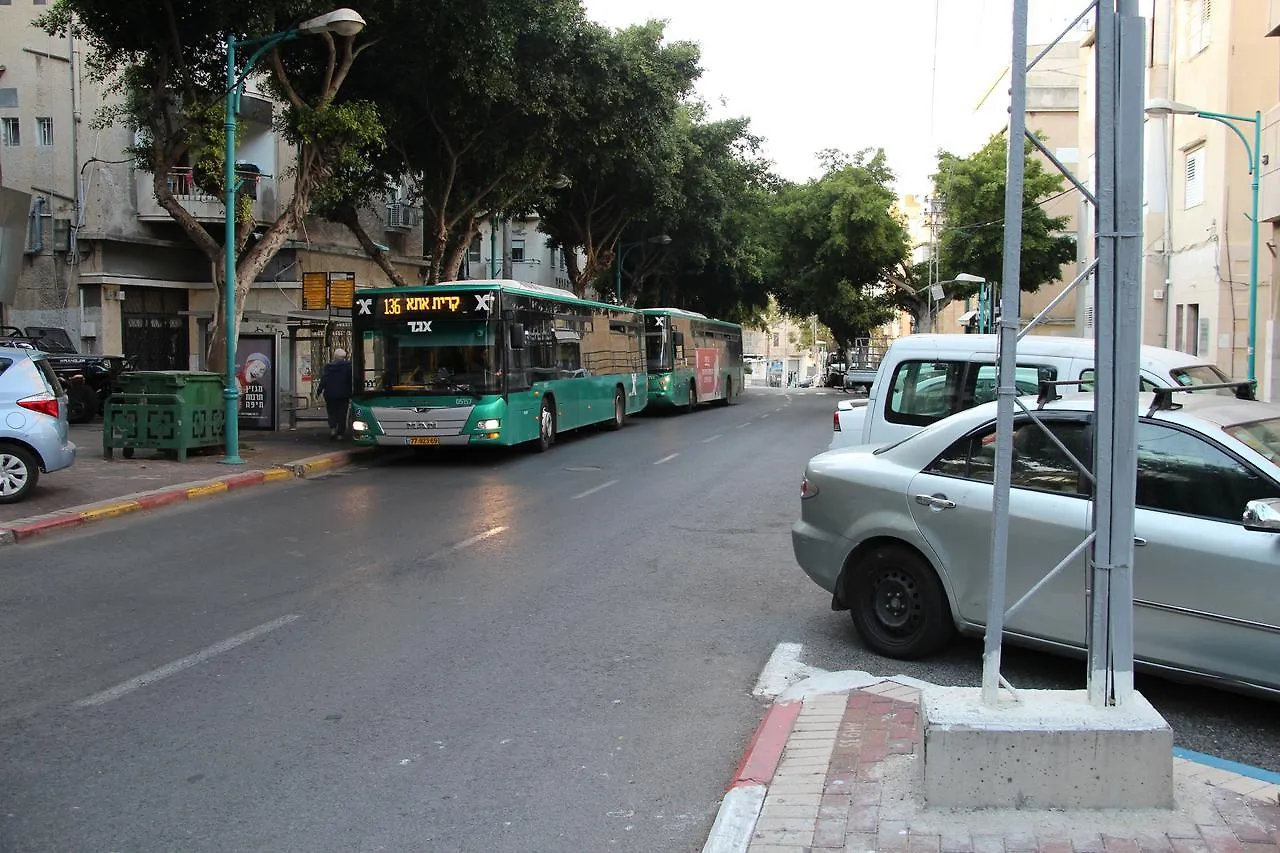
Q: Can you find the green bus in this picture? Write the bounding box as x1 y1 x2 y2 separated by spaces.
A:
348 281 647 451
642 308 745 410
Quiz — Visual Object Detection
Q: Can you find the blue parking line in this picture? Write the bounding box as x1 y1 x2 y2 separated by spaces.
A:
1173 746 1280 785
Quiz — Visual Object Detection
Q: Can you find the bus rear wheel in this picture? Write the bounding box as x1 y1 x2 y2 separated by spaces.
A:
716 377 733 407
607 387 625 430
535 397 556 452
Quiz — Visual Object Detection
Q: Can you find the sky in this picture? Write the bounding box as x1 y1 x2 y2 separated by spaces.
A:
579 1 1090 196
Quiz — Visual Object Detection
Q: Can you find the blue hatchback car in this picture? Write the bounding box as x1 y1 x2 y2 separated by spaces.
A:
0 346 76 503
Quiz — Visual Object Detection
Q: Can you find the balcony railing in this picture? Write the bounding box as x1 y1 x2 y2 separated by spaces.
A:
166 167 219 203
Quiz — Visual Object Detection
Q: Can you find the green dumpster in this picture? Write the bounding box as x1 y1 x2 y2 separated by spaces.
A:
103 371 227 461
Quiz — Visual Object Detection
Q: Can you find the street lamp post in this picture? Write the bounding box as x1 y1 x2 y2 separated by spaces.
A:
220 8 366 465
614 234 671 303
1145 97 1261 384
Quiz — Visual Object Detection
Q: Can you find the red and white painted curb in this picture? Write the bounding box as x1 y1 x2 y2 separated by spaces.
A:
701 699 800 853
0 447 377 546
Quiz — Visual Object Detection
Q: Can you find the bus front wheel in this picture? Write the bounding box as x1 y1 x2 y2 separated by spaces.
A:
607 387 625 430
685 381 697 412
535 397 556 452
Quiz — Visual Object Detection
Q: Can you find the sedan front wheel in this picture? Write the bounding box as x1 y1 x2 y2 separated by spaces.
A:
847 544 954 659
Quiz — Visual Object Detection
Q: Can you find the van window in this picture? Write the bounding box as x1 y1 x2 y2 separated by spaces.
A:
886 360 1058 427
1079 368 1163 394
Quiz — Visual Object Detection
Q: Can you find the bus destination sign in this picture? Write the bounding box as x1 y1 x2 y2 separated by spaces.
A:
365 292 495 320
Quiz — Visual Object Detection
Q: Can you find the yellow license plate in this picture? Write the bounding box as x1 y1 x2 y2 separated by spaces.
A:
407 437 440 446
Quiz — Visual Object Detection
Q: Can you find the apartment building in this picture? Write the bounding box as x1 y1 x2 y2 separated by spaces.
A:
0 5 432 415
1138 0 1280 399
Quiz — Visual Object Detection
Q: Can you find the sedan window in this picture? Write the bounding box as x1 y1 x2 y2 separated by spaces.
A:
927 419 1090 496
1136 422 1279 522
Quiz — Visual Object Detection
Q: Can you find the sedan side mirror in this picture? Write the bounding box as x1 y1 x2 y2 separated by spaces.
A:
1242 498 1280 532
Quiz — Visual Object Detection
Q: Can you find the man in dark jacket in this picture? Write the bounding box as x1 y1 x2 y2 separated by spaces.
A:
316 348 353 439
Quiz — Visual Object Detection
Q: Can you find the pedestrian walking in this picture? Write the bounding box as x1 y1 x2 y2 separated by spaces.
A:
316 348 353 440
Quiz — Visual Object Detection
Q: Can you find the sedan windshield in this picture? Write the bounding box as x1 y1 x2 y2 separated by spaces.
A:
1223 417 1280 464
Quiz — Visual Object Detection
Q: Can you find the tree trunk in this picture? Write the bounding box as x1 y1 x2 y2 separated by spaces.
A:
337 204 407 286
565 251 585 298
439 214 473 282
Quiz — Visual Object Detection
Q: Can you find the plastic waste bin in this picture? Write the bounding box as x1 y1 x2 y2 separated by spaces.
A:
103 371 226 461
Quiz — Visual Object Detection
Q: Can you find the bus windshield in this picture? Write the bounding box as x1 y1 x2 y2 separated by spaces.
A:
357 320 502 396
645 331 671 372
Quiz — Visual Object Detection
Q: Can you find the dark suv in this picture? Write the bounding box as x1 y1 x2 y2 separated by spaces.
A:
0 326 131 423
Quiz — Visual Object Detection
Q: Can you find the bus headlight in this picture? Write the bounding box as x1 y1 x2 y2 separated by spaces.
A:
476 418 501 430
351 419 368 432
658 375 671 389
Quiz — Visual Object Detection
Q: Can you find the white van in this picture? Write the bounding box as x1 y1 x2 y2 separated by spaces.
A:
829 334 1234 451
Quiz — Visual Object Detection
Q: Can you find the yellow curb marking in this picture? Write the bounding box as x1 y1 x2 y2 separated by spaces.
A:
80 501 141 522
263 467 293 482
186 482 229 499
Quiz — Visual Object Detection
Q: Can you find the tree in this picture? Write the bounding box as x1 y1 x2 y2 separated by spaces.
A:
536 20 701 297
931 130 1077 300
38 0 381 367
619 108 774 322
765 149 909 349
317 0 590 286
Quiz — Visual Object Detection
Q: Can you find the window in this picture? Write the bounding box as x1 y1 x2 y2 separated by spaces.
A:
467 236 481 265
36 117 53 147
1185 0 1211 55
1184 147 1204 209
926 419 1090 496
1186 303 1201 355
1 117 18 147
1135 421 1276 522
1078 368 1160 393
510 238 525 262
886 360 1057 427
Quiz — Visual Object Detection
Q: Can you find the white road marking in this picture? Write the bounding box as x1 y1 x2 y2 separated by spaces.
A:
752 642 826 698
73 614 302 709
760 414 770 419
573 479 618 500
735 422 752 429
654 453 679 465
422 525 507 562
701 434 723 443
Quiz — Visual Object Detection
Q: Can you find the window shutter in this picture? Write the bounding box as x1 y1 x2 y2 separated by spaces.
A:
1185 148 1205 208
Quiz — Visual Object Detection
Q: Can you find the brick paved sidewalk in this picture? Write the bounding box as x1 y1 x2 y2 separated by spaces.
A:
734 682 1280 853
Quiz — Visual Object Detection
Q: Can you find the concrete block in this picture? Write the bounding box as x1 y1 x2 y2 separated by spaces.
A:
921 687 1173 809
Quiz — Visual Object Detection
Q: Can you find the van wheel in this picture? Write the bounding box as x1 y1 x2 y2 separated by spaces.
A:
607 388 625 430
535 397 556 452
846 545 954 659
0 445 40 504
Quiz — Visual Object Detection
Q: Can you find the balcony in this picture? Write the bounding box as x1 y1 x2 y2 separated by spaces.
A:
136 166 278 224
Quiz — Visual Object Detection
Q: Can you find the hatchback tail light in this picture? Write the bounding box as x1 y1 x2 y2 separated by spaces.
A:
833 411 841 431
17 394 60 419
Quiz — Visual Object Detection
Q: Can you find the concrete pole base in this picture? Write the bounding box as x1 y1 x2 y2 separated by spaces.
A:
921 686 1173 810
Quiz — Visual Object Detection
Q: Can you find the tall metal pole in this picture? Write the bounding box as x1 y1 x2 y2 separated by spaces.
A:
221 36 245 465
1249 111 1261 384
980 0 1028 705
1088 0 1142 707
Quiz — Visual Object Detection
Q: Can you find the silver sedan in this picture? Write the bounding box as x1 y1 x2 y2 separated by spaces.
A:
792 391 1280 697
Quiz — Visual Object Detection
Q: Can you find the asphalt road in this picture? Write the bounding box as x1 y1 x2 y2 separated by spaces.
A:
1 386 1278 853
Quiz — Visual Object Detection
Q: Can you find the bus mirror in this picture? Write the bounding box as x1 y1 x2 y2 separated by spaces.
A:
672 331 685 348
509 323 525 350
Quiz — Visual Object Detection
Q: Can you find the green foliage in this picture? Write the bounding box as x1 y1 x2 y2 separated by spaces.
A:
765 150 910 347
932 131 1077 296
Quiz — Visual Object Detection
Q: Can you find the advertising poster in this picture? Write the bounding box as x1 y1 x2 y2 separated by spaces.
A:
235 335 276 430
696 347 720 397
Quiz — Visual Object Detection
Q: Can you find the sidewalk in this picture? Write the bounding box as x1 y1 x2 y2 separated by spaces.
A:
706 674 1280 853
1 420 377 543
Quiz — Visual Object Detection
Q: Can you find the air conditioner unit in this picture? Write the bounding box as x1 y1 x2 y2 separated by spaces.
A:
1152 289 1165 301
386 202 414 232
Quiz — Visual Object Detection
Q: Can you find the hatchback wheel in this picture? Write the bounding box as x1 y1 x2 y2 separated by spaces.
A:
847 545 953 659
0 445 40 504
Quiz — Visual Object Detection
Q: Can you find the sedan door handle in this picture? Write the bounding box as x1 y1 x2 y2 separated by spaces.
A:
914 493 956 510
1134 537 1147 546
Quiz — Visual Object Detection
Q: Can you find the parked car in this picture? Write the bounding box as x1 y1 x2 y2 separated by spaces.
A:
0 326 131 423
0 346 76 503
794 386 1280 697
829 334 1234 451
